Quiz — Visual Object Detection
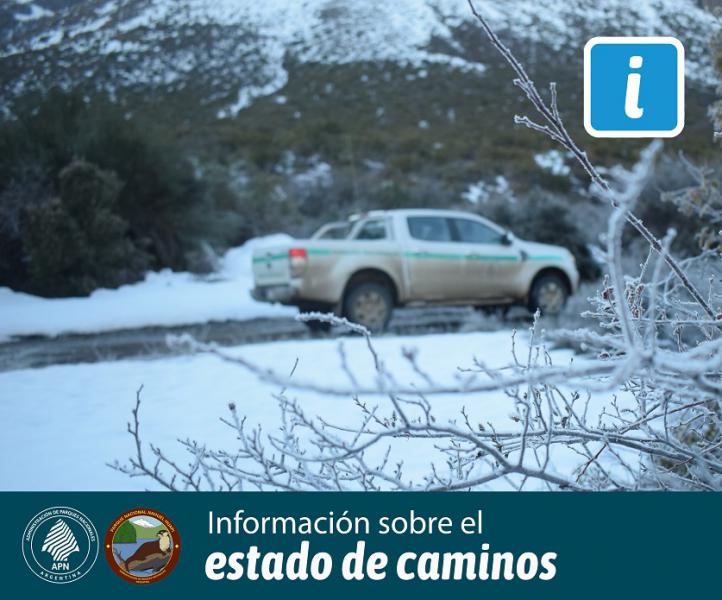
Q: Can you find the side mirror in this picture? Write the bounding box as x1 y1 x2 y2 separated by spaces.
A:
501 231 514 246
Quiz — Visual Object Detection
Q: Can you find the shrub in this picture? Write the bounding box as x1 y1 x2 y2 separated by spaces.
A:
0 89 202 286
23 160 149 296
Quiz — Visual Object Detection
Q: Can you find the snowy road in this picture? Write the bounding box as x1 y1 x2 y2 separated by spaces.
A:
0 329 606 491
0 306 526 372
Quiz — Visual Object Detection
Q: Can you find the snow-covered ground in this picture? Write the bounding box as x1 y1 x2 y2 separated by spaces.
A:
0 235 295 342
0 329 625 491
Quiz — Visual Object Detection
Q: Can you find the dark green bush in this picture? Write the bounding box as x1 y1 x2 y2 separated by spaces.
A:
23 161 149 296
0 89 204 295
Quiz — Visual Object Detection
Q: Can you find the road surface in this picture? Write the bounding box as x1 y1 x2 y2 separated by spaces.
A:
0 307 531 372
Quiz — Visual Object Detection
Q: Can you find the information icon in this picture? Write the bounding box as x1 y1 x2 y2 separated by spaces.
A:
584 36 684 138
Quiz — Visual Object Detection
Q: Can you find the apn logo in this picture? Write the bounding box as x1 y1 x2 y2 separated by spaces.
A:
584 37 684 138
22 507 99 584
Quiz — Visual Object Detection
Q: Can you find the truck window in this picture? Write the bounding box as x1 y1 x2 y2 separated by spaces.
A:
407 217 452 242
355 219 388 240
313 222 352 239
450 218 504 245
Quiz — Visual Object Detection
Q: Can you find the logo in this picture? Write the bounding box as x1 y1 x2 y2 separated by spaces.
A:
584 36 684 138
105 508 180 584
21 506 99 584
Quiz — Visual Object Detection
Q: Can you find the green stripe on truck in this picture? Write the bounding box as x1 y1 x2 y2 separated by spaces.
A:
405 251 518 261
252 253 288 263
253 249 564 263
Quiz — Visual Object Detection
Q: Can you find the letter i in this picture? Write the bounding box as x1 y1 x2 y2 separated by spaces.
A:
625 55 644 119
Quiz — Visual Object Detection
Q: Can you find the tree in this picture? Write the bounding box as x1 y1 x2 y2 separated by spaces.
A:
0 89 204 294
114 520 137 544
23 160 148 296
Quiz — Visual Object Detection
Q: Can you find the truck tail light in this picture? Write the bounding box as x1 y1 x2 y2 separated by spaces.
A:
288 248 308 277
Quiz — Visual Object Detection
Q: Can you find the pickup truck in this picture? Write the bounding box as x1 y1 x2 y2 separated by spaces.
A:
251 209 579 331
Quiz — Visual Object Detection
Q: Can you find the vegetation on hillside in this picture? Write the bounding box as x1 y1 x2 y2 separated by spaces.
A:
1 31 719 296
0 90 214 295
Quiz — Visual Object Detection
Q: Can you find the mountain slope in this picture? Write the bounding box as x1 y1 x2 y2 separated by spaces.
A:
1 1 719 244
1 0 717 120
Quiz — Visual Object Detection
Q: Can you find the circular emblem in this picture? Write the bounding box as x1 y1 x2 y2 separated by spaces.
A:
21 506 99 584
105 508 180 584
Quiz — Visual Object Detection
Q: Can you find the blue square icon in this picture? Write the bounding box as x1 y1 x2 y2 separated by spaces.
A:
584 37 684 138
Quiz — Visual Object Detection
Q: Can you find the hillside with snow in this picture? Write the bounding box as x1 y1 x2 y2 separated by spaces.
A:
1 0 718 119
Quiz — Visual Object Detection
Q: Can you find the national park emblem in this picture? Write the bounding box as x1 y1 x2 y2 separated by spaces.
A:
105 508 180 584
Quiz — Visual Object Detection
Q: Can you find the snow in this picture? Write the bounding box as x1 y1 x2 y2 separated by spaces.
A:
292 161 333 188
534 150 571 177
132 518 157 528
0 235 296 341
96 1 119 18
13 3 53 22
0 329 627 491
68 16 111 39
28 29 64 53
99 39 144 55
462 175 511 204
7 0 713 115
463 182 488 205
221 75 289 117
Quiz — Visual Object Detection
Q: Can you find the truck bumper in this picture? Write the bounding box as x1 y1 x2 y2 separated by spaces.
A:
251 284 298 304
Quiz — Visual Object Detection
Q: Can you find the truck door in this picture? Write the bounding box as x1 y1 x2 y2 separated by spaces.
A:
448 217 522 299
403 216 467 300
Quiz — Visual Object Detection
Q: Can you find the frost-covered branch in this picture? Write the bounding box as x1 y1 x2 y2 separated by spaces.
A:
466 0 716 320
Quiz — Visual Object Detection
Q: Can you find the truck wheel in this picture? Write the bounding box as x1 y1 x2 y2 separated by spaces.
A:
343 282 393 332
529 273 568 316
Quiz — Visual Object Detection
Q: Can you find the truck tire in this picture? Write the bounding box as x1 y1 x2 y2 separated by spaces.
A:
528 273 568 316
343 282 393 332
